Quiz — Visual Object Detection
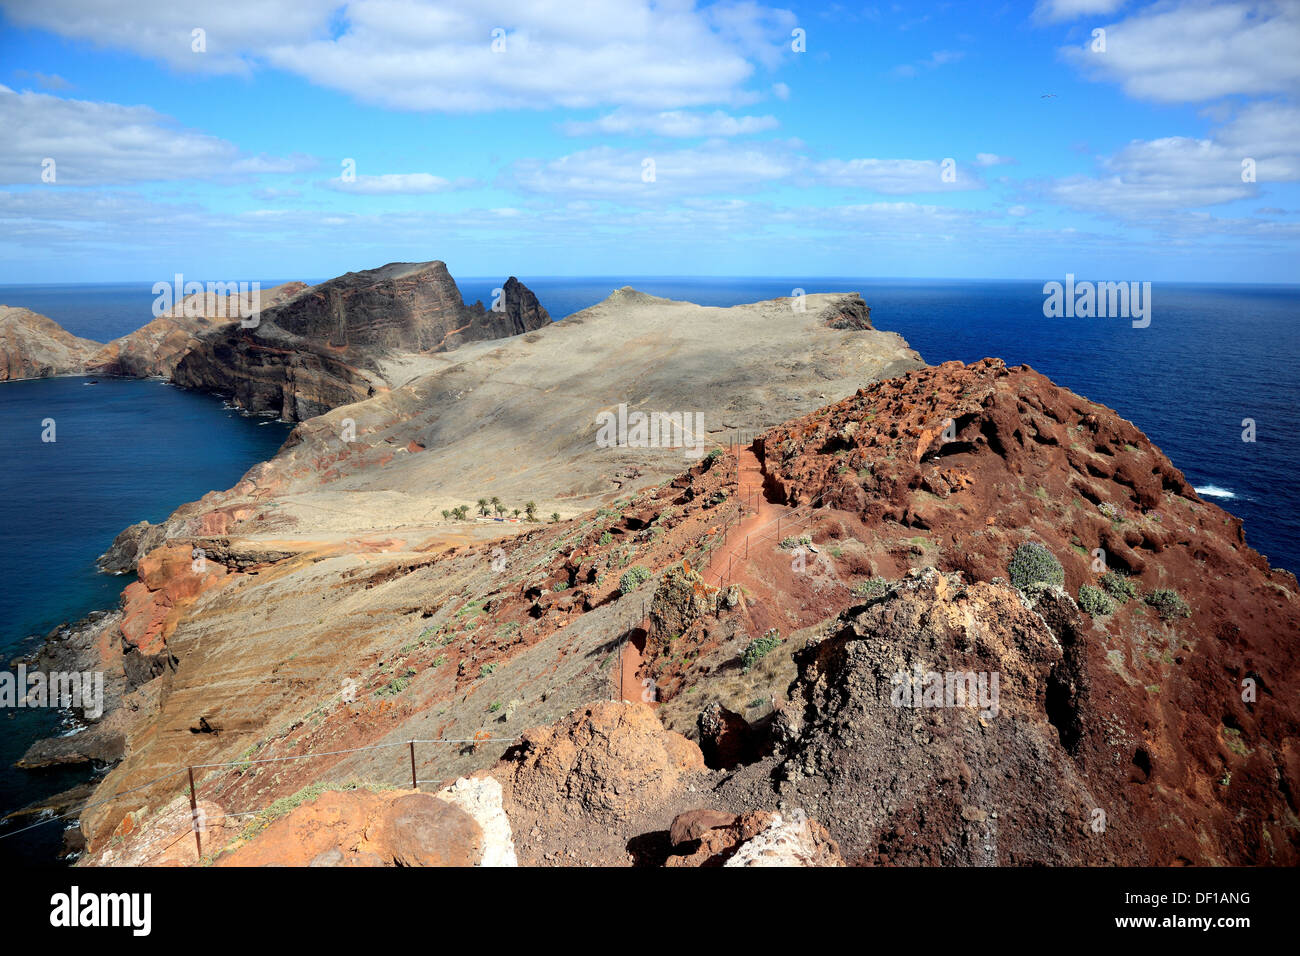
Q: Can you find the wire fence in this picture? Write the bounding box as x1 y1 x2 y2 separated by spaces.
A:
0 730 520 860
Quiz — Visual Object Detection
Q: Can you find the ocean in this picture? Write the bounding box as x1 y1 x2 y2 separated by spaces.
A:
0 276 1296 860
0 375 292 862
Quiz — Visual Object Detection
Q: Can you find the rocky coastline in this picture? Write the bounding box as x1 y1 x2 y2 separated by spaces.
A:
6 267 1298 867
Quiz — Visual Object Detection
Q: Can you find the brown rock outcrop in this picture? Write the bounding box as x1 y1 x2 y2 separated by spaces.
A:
171 261 550 421
495 700 704 824
87 281 308 378
0 305 101 380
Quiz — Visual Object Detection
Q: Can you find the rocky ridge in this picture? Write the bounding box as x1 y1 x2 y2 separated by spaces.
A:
171 262 551 421
0 305 101 381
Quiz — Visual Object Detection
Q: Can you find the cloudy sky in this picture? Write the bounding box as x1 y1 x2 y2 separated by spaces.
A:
1 0 1298 283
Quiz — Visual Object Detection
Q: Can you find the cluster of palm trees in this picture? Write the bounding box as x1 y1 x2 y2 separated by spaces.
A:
440 497 559 524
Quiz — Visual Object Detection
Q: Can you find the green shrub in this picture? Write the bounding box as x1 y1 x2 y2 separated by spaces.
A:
852 578 890 600
599 531 613 546
619 565 651 594
375 676 410 697
1099 571 1137 604
741 631 782 672
1008 541 1064 591
1077 584 1115 616
1145 588 1191 620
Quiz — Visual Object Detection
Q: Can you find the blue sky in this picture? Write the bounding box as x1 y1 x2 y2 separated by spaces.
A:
1 0 1298 283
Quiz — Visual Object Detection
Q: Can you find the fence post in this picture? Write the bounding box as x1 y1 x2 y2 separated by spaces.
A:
187 767 202 861
409 740 417 789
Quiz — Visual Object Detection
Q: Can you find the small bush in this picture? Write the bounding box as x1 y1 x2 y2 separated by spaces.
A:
1098 501 1120 521
1099 571 1137 604
375 676 410 697
1145 588 1191 620
1077 584 1115 616
852 578 890 600
619 565 651 594
1008 541 1064 591
742 631 782 672
598 531 613 546
479 663 497 678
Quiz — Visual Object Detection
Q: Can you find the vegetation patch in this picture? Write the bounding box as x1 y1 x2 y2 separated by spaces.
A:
1008 541 1064 591
1145 587 1191 620
1099 571 1138 604
619 565 652 594
1077 583 1115 617
741 630 782 673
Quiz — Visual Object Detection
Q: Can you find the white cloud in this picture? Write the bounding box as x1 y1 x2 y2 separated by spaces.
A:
0 0 340 75
1062 0 1300 103
560 108 779 137
812 157 984 193
1 0 797 112
12 70 74 91
321 172 470 195
508 141 802 199
1042 99 1300 214
1033 0 1127 22
892 48 965 79
0 86 312 185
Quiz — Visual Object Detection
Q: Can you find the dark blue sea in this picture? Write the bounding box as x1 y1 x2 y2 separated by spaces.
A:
0 276 1296 861
0 373 292 862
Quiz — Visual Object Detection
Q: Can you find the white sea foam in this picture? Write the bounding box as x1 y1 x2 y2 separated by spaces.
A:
1195 485 1236 500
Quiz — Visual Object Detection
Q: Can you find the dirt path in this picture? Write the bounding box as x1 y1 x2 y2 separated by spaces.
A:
703 446 784 587
618 446 799 704
618 634 646 705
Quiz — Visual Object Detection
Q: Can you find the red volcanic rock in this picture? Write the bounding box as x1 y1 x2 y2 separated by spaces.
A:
496 700 705 824
215 789 483 868
372 793 484 867
120 544 228 662
754 360 1300 865
670 808 737 846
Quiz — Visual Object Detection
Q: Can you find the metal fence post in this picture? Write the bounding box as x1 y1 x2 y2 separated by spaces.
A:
187 767 202 860
409 741 417 789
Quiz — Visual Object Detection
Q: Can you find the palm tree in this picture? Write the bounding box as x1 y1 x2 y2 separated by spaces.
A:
525 501 537 521
495 503 507 517
490 496 501 511
477 498 490 517
441 509 451 522
550 512 560 523
512 508 521 519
